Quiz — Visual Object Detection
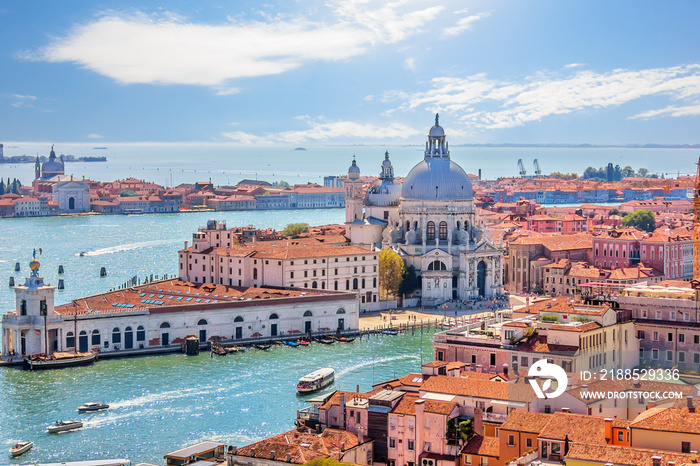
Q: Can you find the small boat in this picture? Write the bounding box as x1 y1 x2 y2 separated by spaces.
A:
297 367 335 393
338 337 355 343
298 339 310 346
79 251 87 257
47 420 83 433
382 328 398 336
282 340 299 347
78 402 109 413
25 350 98 370
9 441 33 457
315 337 334 345
254 344 271 350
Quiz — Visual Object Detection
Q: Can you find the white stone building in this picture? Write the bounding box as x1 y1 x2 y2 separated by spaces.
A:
2 259 358 358
345 116 504 305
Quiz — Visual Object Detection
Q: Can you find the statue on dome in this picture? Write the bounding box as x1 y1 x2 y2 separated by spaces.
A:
435 113 439 126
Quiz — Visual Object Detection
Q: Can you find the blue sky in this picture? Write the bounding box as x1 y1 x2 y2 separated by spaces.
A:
1 0 700 146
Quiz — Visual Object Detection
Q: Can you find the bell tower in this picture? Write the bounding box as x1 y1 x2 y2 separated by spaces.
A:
344 157 364 223
3 253 57 356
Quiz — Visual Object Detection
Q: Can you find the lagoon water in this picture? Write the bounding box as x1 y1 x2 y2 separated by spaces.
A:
1 329 436 464
1 144 697 186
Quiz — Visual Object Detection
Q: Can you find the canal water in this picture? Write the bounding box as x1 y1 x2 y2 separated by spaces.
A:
0 329 436 464
0 209 345 313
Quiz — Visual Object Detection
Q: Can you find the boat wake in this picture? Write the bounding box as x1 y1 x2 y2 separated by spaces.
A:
335 354 420 378
109 387 201 410
76 239 177 257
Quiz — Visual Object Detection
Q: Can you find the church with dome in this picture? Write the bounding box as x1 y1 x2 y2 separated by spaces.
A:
343 115 504 305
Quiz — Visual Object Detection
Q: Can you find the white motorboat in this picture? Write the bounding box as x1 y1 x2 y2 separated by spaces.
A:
47 420 83 433
9 440 33 457
78 402 109 413
296 368 335 394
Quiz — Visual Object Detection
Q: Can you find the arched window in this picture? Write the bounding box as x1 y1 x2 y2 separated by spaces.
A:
334 281 338 290
66 331 75 348
312 281 318 289
464 221 469 231
91 329 100 346
321 282 326 289
160 322 171 328
112 327 121 344
136 326 145 341
457 221 461 230
439 221 447 240
427 221 435 240
427 260 446 271
337 308 346 314
373 277 377 287
270 313 279 320
234 316 244 322
353 278 359 290
346 279 350 290
303 311 313 317
362 278 366 288
413 221 418 230
197 319 208 326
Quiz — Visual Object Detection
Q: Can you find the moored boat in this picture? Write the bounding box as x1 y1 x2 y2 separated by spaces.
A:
296 367 335 393
78 402 109 413
282 340 299 347
9 440 33 457
298 339 310 346
253 344 271 350
25 350 98 370
47 419 83 433
315 337 334 345
382 328 398 336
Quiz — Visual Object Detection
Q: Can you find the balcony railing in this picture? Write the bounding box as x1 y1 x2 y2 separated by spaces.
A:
483 412 508 423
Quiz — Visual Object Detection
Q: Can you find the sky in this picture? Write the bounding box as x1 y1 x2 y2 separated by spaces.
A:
1 0 700 147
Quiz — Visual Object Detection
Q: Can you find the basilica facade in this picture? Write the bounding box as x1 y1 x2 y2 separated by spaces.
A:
344 116 504 305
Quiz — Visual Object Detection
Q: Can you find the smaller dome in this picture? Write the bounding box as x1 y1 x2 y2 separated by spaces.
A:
348 159 360 174
429 124 445 138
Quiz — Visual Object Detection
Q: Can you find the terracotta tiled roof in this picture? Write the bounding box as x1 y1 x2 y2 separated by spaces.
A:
461 435 499 457
397 374 426 386
549 321 602 332
236 428 359 464
423 361 448 368
630 404 700 434
499 410 552 434
320 391 372 410
539 412 608 444
517 335 578 354
423 399 458 416
565 443 696 466
391 394 419 415
54 279 344 316
509 233 592 251
420 376 535 402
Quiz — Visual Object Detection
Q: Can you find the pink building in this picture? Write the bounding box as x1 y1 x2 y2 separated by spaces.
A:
526 214 588 234
639 227 693 280
592 228 643 269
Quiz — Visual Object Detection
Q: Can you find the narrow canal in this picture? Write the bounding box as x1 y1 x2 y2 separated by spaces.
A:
1 329 437 464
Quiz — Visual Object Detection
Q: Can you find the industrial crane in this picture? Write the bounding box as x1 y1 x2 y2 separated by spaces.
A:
533 159 542 176
518 159 527 177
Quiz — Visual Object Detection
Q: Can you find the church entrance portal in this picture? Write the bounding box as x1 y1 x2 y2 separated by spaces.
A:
69 197 75 210
477 261 487 298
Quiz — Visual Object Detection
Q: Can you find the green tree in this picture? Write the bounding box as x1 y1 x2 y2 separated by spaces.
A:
621 166 635 178
622 209 656 232
120 189 138 197
303 459 356 466
398 265 421 296
638 168 649 177
379 249 404 300
282 222 309 237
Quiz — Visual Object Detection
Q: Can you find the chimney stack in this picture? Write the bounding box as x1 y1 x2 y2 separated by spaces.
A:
688 395 695 413
251 448 256 458
286 454 292 462
503 363 509 377
473 406 483 436
604 418 613 441
341 442 346 452
270 451 276 460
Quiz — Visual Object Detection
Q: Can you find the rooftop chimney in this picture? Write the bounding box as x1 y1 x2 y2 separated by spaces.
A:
580 384 589 394
341 442 346 452
688 395 695 413
561 407 570 413
251 448 256 458
286 454 292 462
270 451 276 460
502 363 509 376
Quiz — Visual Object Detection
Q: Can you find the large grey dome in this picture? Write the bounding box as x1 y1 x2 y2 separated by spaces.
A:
401 158 473 200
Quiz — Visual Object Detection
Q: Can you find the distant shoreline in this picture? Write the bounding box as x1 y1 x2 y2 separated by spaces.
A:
0 155 107 164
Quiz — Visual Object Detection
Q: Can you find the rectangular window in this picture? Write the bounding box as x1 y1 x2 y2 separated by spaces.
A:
407 440 414 451
389 438 396 448
668 332 673 342
667 350 674 361
507 434 515 446
695 353 700 364
679 352 686 363
544 405 551 414
682 441 691 453
526 438 532 448
680 333 685 343
653 331 659 341
695 335 700 345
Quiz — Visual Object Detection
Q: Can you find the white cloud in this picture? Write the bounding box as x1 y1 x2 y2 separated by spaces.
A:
443 12 489 36
564 63 585 68
630 103 700 119
222 118 420 144
404 57 416 71
20 2 481 87
86 133 103 139
391 64 700 129
11 93 37 100
215 87 241 96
